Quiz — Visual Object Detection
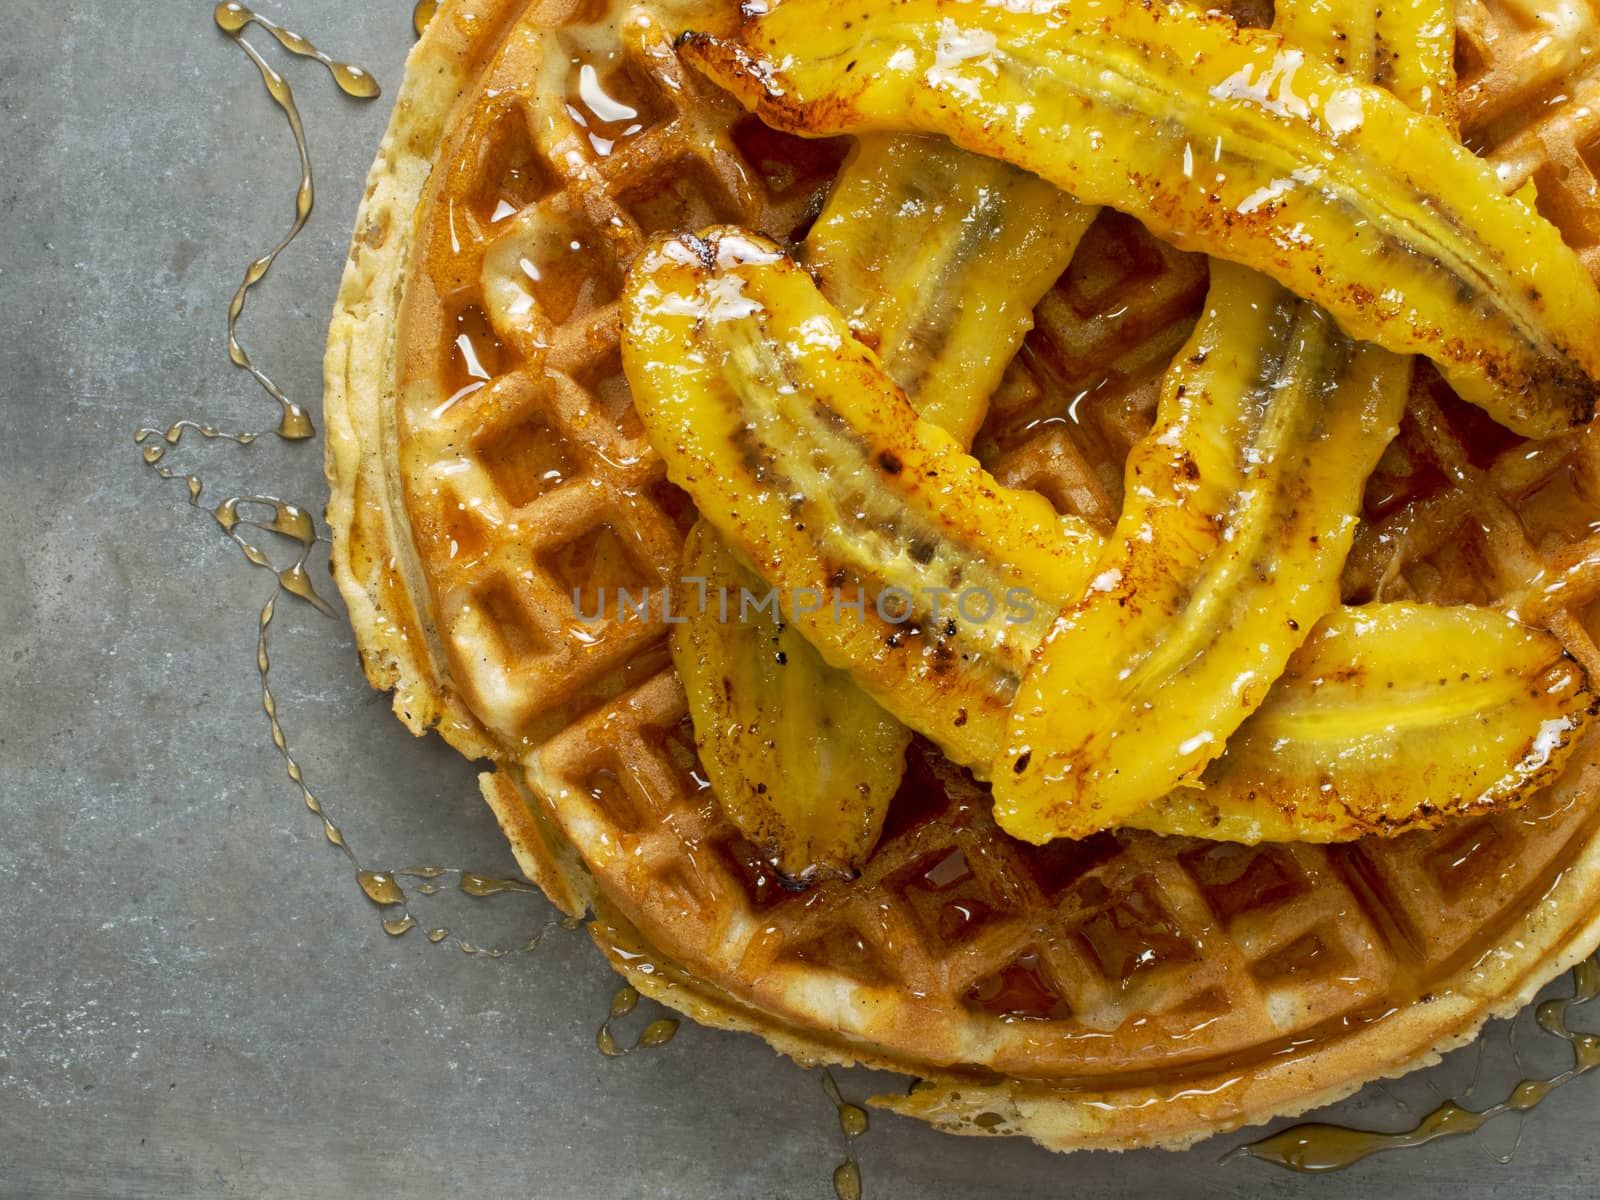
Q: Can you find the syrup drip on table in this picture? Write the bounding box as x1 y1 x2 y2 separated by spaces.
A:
133 5 564 959
212 2 379 439
821 1070 869 1200
248 557 570 957
596 986 680 1056
1232 957 1600 1171
135 420 335 614
413 0 439 38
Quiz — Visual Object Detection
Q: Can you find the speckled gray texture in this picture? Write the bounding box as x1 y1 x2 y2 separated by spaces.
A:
4 2 1600 1197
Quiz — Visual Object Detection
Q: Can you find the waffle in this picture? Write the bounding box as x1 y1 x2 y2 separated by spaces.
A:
324 0 1600 1150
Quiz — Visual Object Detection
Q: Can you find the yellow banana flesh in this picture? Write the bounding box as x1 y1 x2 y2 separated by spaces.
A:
680 0 1600 436
671 137 1094 876
997 266 1409 841
806 134 1098 447
625 227 1596 844
627 228 1100 769
994 0 1426 842
671 522 914 879
1132 604 1599 842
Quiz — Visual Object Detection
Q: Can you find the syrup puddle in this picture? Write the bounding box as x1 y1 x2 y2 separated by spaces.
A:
1232 956 1600 1171
135 3 564 960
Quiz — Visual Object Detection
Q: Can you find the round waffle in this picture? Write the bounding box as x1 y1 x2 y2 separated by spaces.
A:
325 0 1600 1150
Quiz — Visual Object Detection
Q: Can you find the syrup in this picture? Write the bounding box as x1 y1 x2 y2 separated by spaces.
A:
244 499 579 958
135 421 337 615
564 56 650 157
135 4 567 960
1232 957 1600 1171
413 0 439 38
145 3 1600 1188
595 985 681 1056
211 2 379 439
821 1070 869 1200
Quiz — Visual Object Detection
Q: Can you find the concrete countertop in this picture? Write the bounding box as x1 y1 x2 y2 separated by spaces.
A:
5 2 1600 1196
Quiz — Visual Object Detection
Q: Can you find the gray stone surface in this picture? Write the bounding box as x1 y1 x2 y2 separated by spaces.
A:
4 2 1600 1196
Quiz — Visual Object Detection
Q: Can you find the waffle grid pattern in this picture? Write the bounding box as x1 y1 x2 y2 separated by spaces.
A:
396 7 843 744
393 0 1600 1089
1457 0 1600 276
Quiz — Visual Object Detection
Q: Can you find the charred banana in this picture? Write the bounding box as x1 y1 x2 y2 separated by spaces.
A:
1131 604 1598 842
997 266 1409 841
681 0 1600 435
629 228 1100 768
995 0 1430 843
626 229 1596 844
672 523 914 879
672 138 1094 876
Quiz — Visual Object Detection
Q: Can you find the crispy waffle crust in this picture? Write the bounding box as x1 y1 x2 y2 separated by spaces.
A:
326 0 1600 1150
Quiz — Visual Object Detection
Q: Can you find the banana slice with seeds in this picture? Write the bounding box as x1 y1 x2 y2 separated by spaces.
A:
671 140 1095 876
1132 604 1598 843
992 0 1465 844
996 266 1410 842
681 0 1600 436
630 228 1101 769
995 0 1431 844
806 134 1097 448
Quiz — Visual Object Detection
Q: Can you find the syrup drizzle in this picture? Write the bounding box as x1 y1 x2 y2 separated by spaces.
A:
269 601 580 949
596 986 681 1056
253 573 572 957
821 1070 868 1200
1232 957 1600 1171
134 5 565 959
211 2 379 439
135 420 336 615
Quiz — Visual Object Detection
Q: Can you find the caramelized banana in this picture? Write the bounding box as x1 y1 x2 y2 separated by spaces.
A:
627 228 1595 847
994 0 1437 841
1131 605 1599 842
626 228 1100 767
672 137 1094 875
996 266 1409 841
672 522 913 879
806 134 1098 446
681 0 1600 435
